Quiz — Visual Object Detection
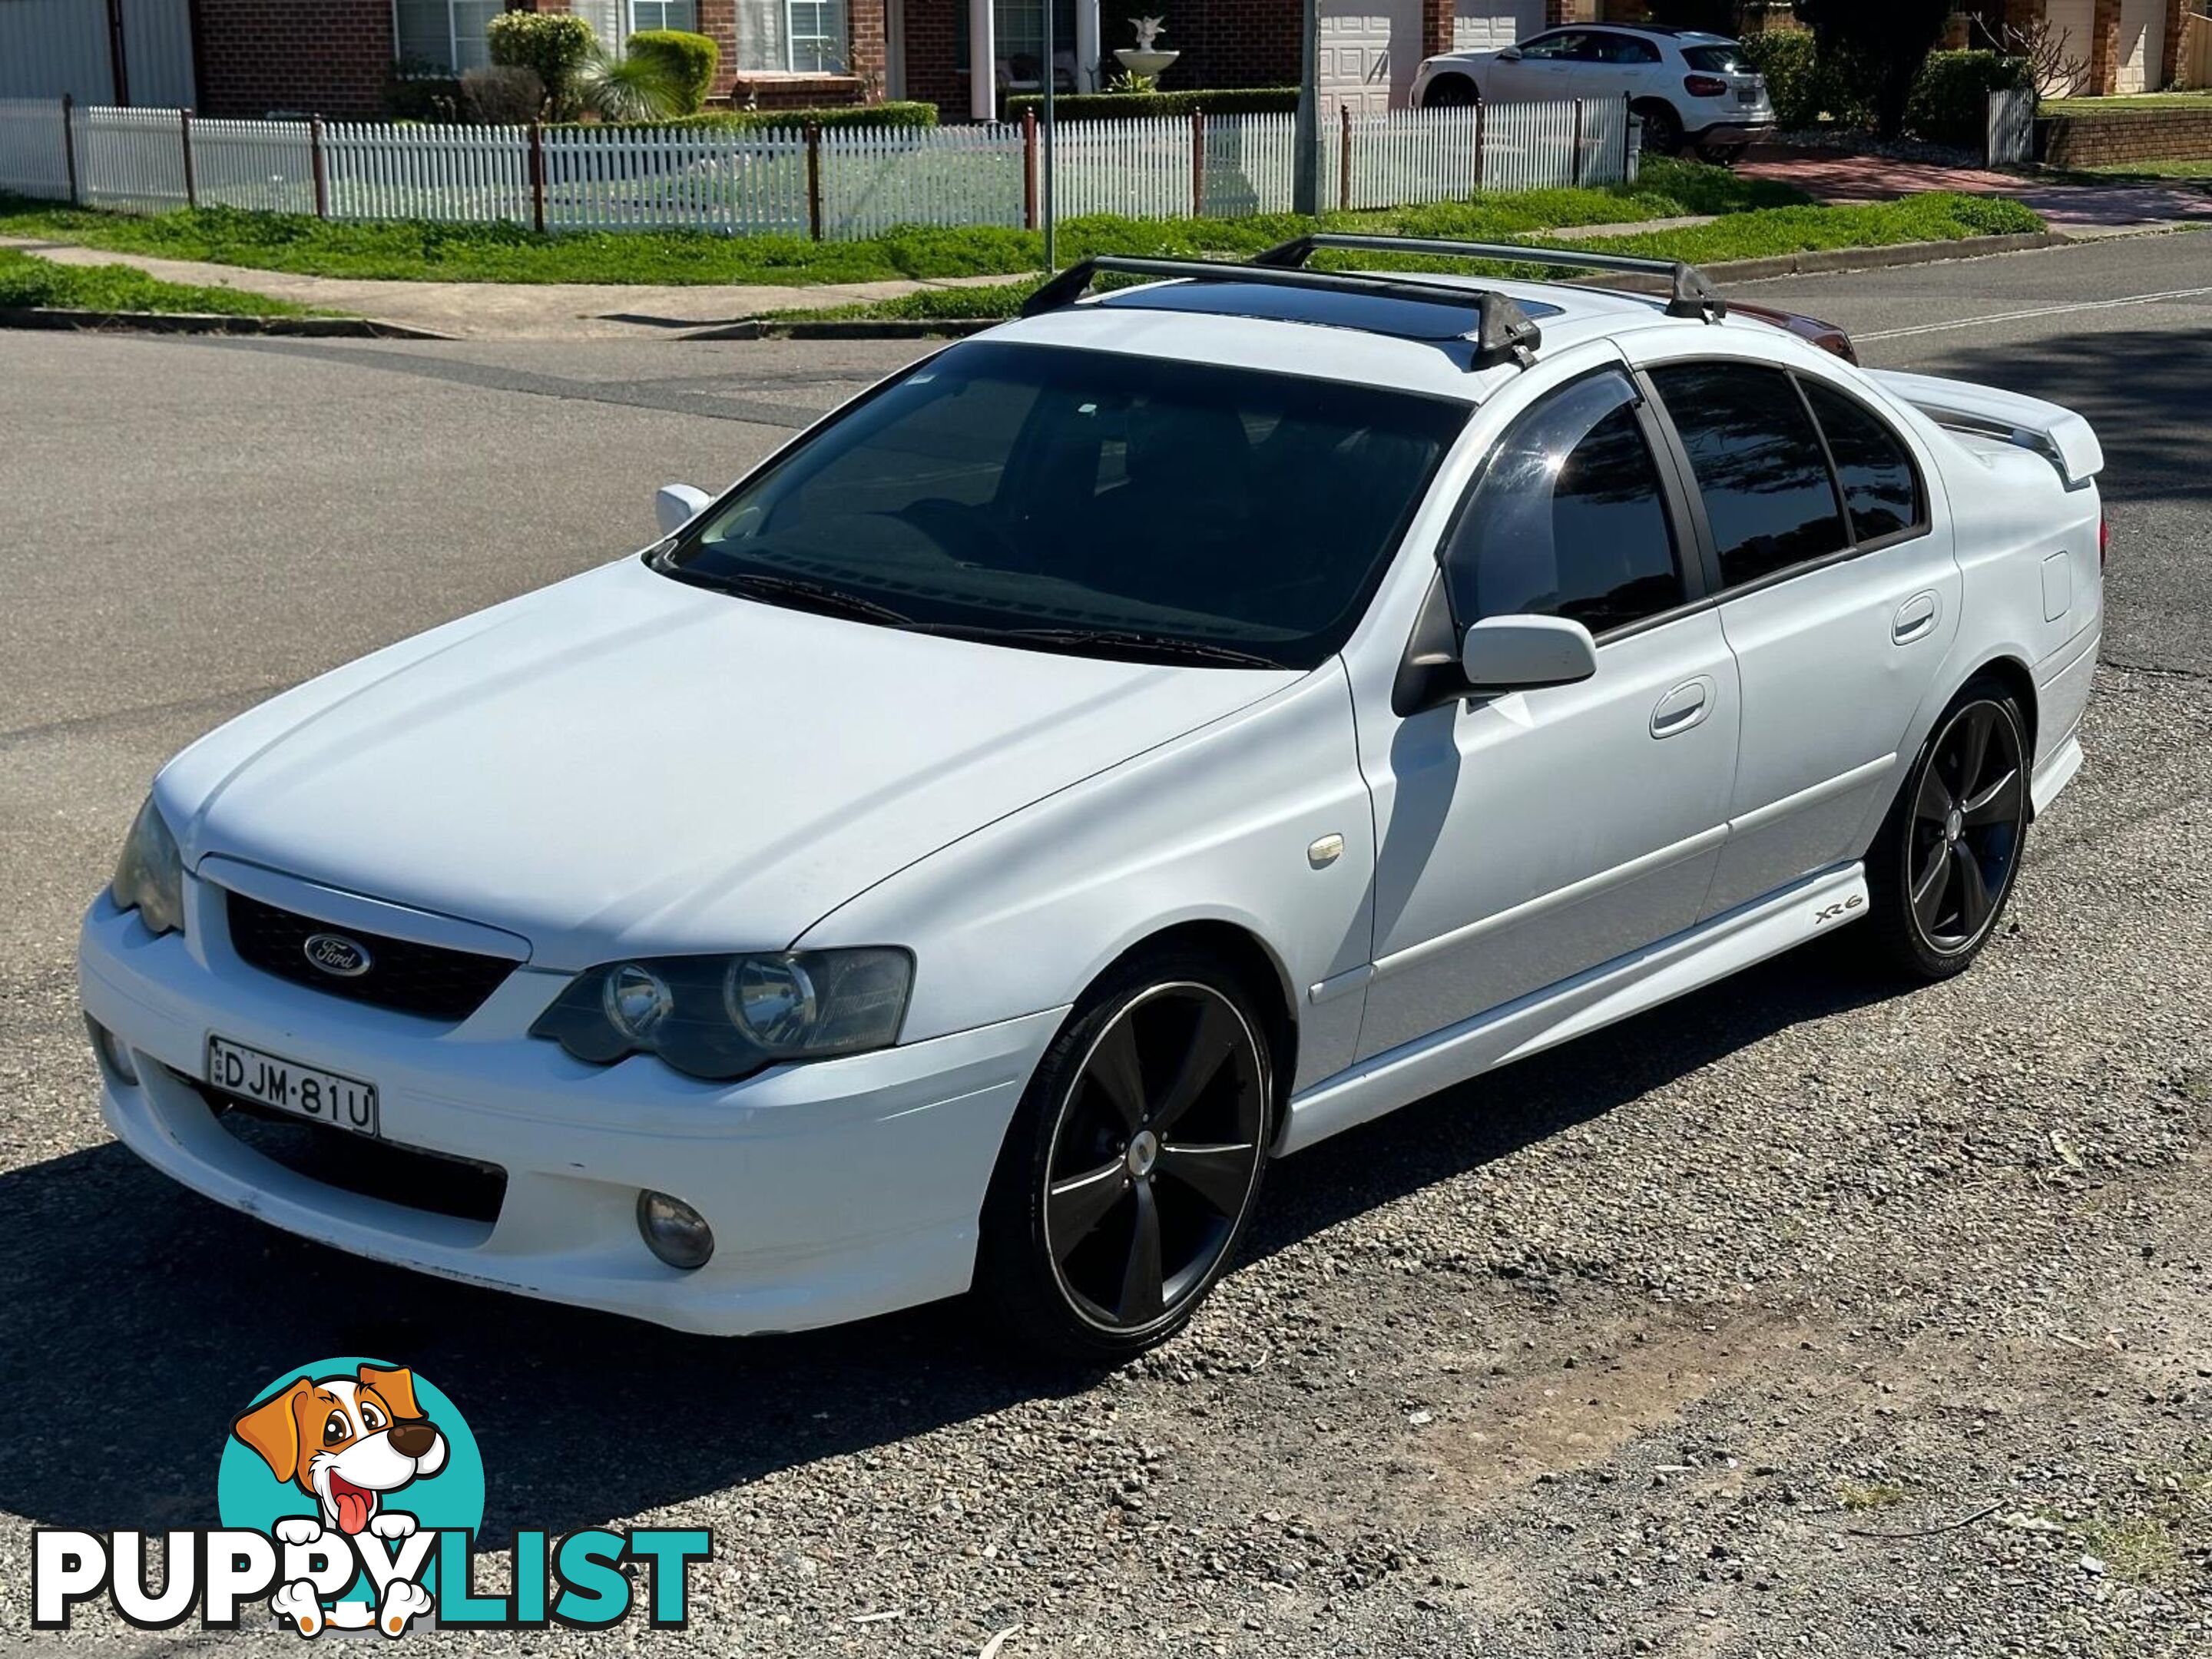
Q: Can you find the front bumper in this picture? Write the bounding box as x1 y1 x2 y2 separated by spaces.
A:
78 883 1065 1336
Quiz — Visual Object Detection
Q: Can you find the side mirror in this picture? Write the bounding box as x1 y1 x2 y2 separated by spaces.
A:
1497 45 1522 60
1459 614 1598 692
655 483 713 537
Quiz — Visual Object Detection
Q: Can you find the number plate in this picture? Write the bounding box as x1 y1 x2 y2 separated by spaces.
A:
206 1035 379 1138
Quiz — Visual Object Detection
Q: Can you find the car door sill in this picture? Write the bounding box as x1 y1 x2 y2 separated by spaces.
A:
1275 862 1869 1156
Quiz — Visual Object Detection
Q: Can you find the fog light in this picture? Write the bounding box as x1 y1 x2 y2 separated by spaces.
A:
637 1190 714 1270
85 1015 138 1086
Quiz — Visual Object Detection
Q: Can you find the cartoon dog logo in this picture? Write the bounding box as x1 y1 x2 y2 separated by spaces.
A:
232 1363 449 1636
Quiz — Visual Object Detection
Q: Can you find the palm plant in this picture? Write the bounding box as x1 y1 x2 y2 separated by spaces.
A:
573 46 684 123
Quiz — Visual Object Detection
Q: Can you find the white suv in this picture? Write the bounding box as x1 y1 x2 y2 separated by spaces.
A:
1414 24 1777 163
82 240 2101 1359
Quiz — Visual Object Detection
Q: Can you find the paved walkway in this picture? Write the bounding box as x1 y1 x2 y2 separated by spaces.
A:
0 235 1022 338
1737 145 2212 237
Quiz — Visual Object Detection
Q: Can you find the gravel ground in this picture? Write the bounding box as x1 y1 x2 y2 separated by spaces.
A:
2 239 2208 1657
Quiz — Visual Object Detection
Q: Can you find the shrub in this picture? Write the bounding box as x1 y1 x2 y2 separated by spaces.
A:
1906 48 2030 147
628 29 719 114
1741 29 1876 130
459 65 545 124
487 11 596 118
384 55 462 121
1003 87 1300 121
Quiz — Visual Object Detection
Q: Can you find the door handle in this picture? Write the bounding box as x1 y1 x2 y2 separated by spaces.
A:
1650 676 1714 738
1892 591 1941 644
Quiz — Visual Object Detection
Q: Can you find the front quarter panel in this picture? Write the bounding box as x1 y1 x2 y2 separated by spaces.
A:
798 662 1376 1094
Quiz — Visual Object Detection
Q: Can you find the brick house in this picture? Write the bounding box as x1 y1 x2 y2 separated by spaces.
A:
167 0 1600 121
1955 0 2184 95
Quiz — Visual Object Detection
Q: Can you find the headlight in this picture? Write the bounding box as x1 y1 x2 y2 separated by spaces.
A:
530 948 912 1081
111 794 185 937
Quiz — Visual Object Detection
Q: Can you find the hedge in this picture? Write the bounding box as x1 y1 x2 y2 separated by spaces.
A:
628 29 718 115
486 12 594 119
1905 50 2031 148
1740 30 1874 131
1003 87 1300 121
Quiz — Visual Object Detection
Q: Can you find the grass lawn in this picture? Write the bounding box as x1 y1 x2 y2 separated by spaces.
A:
2073 157 2212 180
0 157 1807 288
2042 91 2212 114
0 248 317 316
780 191 2048 323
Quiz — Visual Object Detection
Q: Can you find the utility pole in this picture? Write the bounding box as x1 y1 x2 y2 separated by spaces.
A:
1292 0 1320 214
1042 0 1058 270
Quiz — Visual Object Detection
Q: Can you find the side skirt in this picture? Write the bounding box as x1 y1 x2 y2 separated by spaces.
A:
1274 863 1869 1156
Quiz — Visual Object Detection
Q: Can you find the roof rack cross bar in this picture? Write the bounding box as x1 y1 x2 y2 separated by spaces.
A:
1017 253 1543 369
1252 232 1727 321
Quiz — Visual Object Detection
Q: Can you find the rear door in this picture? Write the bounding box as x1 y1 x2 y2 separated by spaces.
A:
1631 344 1958 917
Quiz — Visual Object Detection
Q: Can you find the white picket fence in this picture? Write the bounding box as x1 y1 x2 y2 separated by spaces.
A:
0 94 1636 239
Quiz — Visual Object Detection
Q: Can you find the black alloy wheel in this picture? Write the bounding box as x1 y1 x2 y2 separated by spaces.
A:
977 953 1272 1359
1422 76 1481 108
1636 101 1684 156
1865 683 2030 979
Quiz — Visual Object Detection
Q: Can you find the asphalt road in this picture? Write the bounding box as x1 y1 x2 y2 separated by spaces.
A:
2 231 2208 1657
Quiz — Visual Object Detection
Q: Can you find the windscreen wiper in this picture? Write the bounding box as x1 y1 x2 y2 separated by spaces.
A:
963 627 1289 669
714 572 913 625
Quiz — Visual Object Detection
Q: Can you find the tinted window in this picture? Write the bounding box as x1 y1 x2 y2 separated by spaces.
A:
1802 381 1923 544
1651 363 1848 588
1518 31 1583 59
1591 32 1661 63
1681 43 1751 73
668 343 1466 669
1444 371 1684 637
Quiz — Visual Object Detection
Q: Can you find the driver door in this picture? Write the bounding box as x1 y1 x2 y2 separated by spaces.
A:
1351 366 1740 1059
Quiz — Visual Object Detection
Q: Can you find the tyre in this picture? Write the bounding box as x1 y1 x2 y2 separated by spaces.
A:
975 946 1274 1361
1634 100 1684 157
1861 680 2031 981
1695 143 1744 167
1422 75 1480 108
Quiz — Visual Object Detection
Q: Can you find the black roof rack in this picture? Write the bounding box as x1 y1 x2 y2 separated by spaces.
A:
1251 233 1727 321
1017 253 1544 369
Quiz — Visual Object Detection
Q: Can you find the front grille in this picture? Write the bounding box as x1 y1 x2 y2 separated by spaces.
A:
203 1087 508 1226
224 890 515 1022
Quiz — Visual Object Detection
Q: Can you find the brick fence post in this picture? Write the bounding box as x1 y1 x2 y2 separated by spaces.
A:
180 108 196 207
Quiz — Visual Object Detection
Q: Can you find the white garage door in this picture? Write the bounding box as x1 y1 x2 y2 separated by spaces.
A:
1320 0 1423 114
2041 0 2096 95
2116 0 2166 92
1453 0 1542 54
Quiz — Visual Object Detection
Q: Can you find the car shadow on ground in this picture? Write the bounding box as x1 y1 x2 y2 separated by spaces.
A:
0 933 1893 1541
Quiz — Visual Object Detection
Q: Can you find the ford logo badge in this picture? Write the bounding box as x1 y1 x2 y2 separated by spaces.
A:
303 932 373 978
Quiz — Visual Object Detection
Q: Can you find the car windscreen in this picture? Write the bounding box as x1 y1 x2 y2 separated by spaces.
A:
1681 43 1753 73
659 342 1468 669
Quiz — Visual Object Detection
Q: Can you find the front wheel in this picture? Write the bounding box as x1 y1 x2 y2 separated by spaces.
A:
974 949 1273 1361
1862 683 2031 980
1422 75 1481 108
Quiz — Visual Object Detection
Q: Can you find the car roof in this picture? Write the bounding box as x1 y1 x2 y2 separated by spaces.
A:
978 273 1760 403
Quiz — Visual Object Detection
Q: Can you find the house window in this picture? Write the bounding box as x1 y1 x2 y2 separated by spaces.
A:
734 0 850 71
393 0 504 72
568 1 702 49
630 0 700 34
955 0 1080 81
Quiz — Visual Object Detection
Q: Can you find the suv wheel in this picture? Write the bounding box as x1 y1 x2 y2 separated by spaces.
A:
1634 99 1683 156
1862 680 2031 981
975 949 1273 1361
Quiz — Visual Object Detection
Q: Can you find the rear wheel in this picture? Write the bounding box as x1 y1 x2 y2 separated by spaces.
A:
975 949 1273 1361
1863 681 2031 980
1634 99 1684 156
1696 142 1744 167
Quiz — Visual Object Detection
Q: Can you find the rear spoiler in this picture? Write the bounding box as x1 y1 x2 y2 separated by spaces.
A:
1871 369 2104 488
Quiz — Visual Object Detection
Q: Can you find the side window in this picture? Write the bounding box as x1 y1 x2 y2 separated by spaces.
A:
1800 381 1925 545
1593 33 1660 63
1518 31 1578 59
1649 363 1849 589
1442 370 1685 638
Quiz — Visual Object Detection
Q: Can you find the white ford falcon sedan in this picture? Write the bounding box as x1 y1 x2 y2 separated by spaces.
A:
81 237 2104 1359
